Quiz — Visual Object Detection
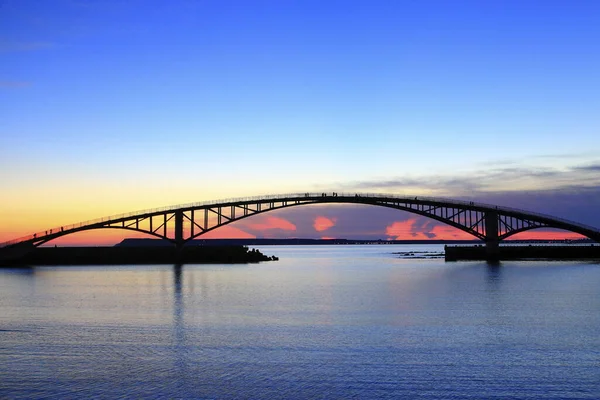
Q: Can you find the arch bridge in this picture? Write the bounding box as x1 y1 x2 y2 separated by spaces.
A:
2 192 599 255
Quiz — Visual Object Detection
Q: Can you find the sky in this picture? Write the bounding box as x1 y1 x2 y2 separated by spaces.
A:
1 0 599 244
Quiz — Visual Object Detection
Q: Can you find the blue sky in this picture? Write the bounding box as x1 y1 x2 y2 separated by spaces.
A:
1 0 599 241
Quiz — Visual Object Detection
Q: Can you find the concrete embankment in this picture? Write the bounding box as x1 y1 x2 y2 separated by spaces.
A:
0 246 277 266
445 245 600 261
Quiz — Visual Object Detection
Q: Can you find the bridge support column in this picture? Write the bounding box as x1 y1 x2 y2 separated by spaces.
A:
174 210 184 252
173 211 185 263
485 211 500 261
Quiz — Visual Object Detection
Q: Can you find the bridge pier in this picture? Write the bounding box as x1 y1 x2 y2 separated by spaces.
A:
485 211 500 261
174 211 184 261
174 211 184 247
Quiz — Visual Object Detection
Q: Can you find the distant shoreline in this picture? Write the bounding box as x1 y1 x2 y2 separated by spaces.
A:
112 238 594 247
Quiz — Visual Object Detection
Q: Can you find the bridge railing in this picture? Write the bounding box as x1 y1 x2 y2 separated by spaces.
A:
2 192 599 247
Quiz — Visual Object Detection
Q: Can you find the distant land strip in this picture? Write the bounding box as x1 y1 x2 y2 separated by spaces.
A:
114 238 595 247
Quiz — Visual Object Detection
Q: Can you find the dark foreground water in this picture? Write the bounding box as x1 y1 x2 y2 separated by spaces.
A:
1 245 599 399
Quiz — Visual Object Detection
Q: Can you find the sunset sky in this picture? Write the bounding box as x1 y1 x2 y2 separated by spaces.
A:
1 0 599 245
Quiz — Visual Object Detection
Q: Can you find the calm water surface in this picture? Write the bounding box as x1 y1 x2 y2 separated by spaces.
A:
1 245 599 399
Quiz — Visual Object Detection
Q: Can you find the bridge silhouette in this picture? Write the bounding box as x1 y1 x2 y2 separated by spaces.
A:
2 193 600 256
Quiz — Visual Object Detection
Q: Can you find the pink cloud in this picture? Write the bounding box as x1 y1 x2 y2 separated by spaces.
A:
386 219 480 240
386 219 430 240
247 216 296 231
314 216 336 232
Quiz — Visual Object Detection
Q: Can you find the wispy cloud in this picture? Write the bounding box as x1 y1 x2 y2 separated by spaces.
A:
573 163 600 172
344 161 600 196
532 152 598 160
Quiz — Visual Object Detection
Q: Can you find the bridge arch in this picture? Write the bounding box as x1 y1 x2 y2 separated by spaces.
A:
31 226 169 247
2 192 599 249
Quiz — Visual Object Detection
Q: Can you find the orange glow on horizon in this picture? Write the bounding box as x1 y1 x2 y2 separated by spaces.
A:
430 225 477 240
39 229 149 247
34 225 257 246
507 230 585 241
201 225 256 239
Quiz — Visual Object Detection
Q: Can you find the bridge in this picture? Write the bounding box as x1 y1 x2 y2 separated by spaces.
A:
2 192 600 257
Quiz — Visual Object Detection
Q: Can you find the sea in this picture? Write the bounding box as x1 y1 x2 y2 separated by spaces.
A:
1 244 599 399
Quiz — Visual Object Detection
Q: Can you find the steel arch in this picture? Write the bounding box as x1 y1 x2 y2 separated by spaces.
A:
2 192 599 249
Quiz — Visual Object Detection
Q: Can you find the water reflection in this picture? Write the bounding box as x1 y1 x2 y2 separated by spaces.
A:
485 261 503 290
173 264 186 378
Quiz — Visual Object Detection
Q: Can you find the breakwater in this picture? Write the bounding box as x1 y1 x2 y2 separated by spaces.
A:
445 245 600 261
0 245 278 266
